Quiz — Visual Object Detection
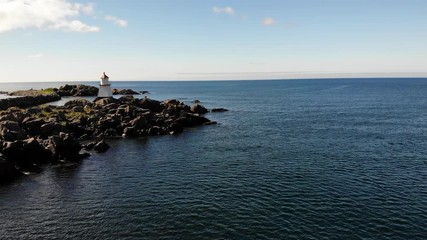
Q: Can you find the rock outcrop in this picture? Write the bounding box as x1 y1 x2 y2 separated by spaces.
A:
112 89 140 95
0 92 226 183
0 94 61 110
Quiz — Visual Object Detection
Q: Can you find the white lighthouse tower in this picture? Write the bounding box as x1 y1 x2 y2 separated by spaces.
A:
98 72 112 97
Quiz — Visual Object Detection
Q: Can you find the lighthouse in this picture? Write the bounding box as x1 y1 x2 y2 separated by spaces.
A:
98 72 112 97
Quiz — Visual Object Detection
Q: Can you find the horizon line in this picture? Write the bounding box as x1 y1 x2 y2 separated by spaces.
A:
0 76 427 84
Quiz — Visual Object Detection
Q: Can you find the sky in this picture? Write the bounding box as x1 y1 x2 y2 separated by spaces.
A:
0 0 426 82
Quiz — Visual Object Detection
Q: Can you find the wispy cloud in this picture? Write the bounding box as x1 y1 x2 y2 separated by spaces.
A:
262 17 276 26
28 53 43 58
213 6 235 16
105 15 128 27
0 0 99 33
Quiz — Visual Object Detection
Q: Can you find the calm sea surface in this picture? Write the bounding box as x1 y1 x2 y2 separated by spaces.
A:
1 78 427 239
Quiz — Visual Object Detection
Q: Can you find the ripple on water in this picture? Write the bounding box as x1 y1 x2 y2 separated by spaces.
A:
1 79 427 239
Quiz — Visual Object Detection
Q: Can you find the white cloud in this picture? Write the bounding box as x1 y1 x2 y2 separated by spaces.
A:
28 53 43 58
262 17 276 26
0 0 99 33
213 6 235 16
105 15 128 27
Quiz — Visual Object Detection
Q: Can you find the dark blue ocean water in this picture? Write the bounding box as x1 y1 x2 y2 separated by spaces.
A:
1 78 427 239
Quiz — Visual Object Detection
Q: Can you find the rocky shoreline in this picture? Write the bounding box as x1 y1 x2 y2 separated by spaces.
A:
0 85 227 183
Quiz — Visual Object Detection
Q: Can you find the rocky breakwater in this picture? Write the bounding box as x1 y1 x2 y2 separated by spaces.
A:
0 95 226 183
53 84 147 96
0 94 61 111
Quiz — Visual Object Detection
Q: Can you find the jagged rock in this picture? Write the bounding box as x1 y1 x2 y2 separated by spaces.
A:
177 112 210 127
130 115 148 129
40 122 62 138
58 84 98 97
2 141 25 161
118 95 135 104
74 85 98 96
0 120 22 132
12 111 30 122
96 117 121 131
22 118 45 136
93 139 110 152
122 126 137 137
64 99 92 107
147 126 162 136
139 97 164 113
72 106 84 112
164 99 179 105
47 133 85 161
2 140 39 172
191 104 208 114
103 128 118 137
94 97 120 107
83 142 96 150
167 122 184 134
112 89 140 95
211 108 228 112
26 107 42 114
23 138 52 165
0 121 27 141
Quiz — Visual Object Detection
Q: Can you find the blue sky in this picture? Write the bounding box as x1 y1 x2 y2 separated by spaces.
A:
0 0 426 82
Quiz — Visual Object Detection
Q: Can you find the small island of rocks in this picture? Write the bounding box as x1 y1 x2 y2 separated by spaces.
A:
0 84 227 183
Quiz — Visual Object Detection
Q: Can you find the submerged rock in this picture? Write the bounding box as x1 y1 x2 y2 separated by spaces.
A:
211 108 228 112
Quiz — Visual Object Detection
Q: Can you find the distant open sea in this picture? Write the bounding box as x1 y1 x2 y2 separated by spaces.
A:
1 78 427 239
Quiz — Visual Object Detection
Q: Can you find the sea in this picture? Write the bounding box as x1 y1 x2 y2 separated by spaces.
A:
0 78 426 239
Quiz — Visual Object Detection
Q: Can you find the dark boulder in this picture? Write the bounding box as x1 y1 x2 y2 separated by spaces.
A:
47 133 85 161
138 97 164 113
72 106 84 112
40 122 62 138
167 122 184 135
94 97 120 107
58 84 98 96
96 117 121 131
74 85 98 96
211 108 228 112
163 99 179 106
26 107 42 114
0 120 27 141
112 89 140 95
23 138 53 165
2 141 38 172
191 104 208 114
122 126 138 137
22 118 45 136
177 112 210 127
83 142 96 151
130 115 148 129
64 99 92 108
93 139 110 152
147 126 162 136
103 128 118 137
118 95 135 104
